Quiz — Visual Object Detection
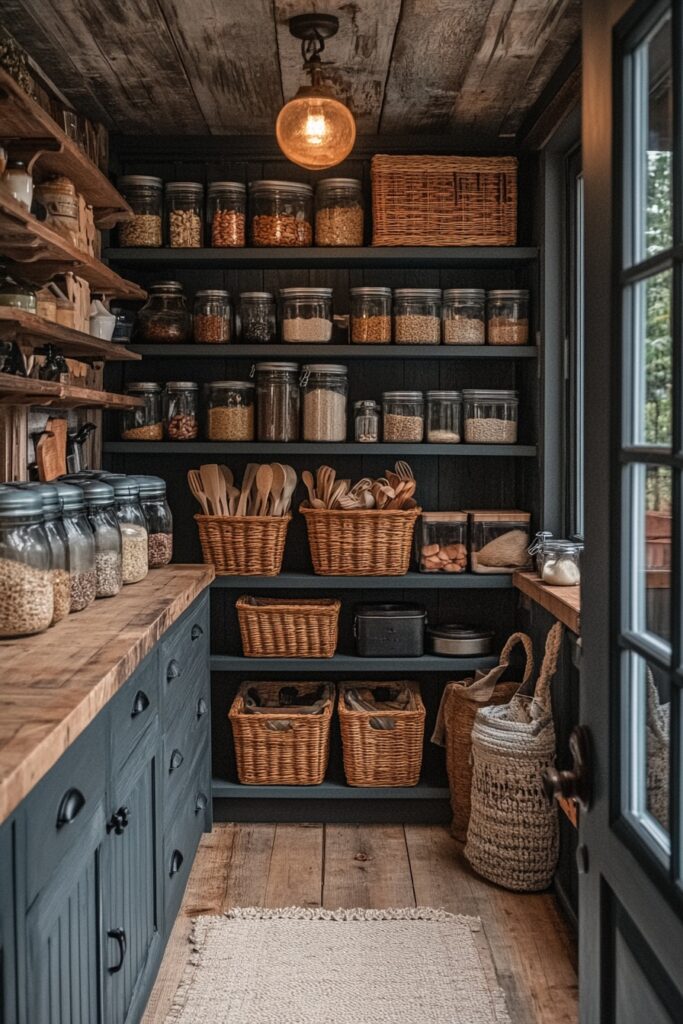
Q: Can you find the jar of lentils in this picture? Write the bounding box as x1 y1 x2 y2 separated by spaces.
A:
121 382 163 441
253 362 300 442
135 281 191 343
442 288 485 345
315 178 364 246
80 480 123 599
207 181 246 247
350 286 392 344
165 181 203 247
237 292 276 344
193 289 231 344
206 381 255 441
117 175 163 247
0 486 53 637
280 287 333 343
250 180 313 247
462 388 519 444
393 288 441 344
426 390 462 443
300 364 348 442
487 289 529 345
382 391 425 442
164 381 199 440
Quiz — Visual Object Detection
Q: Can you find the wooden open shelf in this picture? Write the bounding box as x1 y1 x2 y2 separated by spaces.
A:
0 373 144 409
0 308 140 361
513 570 581 634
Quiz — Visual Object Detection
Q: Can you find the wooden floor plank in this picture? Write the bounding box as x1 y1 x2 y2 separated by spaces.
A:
322 823 416 909
264 823 324 909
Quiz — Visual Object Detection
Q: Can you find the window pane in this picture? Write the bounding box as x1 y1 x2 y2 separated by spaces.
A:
629 270 672 447
624 651 671 856
626 463 672 642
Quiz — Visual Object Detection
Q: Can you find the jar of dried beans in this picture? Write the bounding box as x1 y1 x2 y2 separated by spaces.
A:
117 175 163 247
300 364 348 441
315 177 364 246
109 478 149 584
193 289 231 344
164 381 199 441
237 292 276 344
0 486 53 636
58 483 97 612
486 289 529 345
280 287 333 343
206 381 255 441
130 475 173 568
350 286 392 344
250 180 313 247
253 362 300 442
462 389 519 444
393 289 441 345
382 391 425 443
81 480 123 598
442 288 485 345
207 181 246 247
165 181 204 247
135 281 191 343
121 382 163 441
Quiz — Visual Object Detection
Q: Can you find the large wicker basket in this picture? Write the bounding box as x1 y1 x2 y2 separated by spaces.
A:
371 154 517 247
194 514 290 575
338 681 426 787
236 595 341 658
229 681 334 785
300 505 420 576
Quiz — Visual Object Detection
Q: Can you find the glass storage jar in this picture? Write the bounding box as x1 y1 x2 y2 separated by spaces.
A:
354 399 380 442
134 281 191 343
164 381 199 440
315 177 364 246
486 289 529 345
417 512 468 573
250 180 313 247
206 380 254 440
0 270 36 312
253 362 300 442
58 483 97 611
426 390 462 443
207 181 246 247
462 389 519 444
109 478 149 584
193 289 231 344
81 480 123 598
3 160 32 209
165 181 203 247
237 292 276 344
129 475 173 567
442 288 486 345
528 530 554 575
120 382 163 441
280 287 333 343
301 364 348 441
468 510 531 574
382 391 424 442
16 482 70 624
0 486 53 636
117 174 163 247
350 287 391 344
540 539 582 586
393 288 441 344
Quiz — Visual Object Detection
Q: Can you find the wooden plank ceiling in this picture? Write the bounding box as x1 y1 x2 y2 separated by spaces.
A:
3 0 580 138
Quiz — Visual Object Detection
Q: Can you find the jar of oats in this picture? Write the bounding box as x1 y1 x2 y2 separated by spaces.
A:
14 482 70 624
442 288 486 345
280 287 333 343
164 381 199 441
0 486 53 636
486 289 529 345
250 180 313 247
165 181 204 247
117 175 163 247
315 178 364 246
121 382 163 441
462 389 519 444
350 287 392 344
193 289 231 344
300 364 348 441
393 289 441 345
382 391 425 443
206 381 255 441
207 181 246 247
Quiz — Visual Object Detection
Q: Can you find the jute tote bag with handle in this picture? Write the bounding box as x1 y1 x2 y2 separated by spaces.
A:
647 670 670 829
465 622 564 892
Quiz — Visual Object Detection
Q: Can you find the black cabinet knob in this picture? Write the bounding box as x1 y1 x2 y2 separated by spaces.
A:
56 788 85 829
131 690 150 718
107 928 127 973
166 659 180 683
195 791 208 813
169 849 184 876
191 624 204 641
196 697 208 718
169 749 184 773
107 805 131 835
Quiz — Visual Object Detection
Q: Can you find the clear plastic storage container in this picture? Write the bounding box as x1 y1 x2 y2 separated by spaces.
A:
393 288 441 345
417 512 468 573
253 362 300 442
426 390 462 443
120 382 163 441
109 478 149 584
117 174 163 247
382 391 424 442
134 281 191 343
468 510 531 574
81 480 123 598
315 177 364 246
462 389 519 444
130 475 173 568
280 287 333 343
354 399 380 442
540 539 582 586
207 181 246 247
165 181 203 247
237 292 276 344
442 288 485 345
164 381 199 440
193 289 231 344
301 364 348 441
58 483 97 611
0 487 53 636
250 180 313 247
350 286 392 344
206 380 255 441
487 289 529 345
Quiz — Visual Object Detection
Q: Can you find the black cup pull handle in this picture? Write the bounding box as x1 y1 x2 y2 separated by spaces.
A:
56 788 85 829
170 849 184 876
107 928 127 974
169 749 184 772
191 624 204 641
196 697 208 718
131 690 150 718
166 659 180 684
195 791 208 813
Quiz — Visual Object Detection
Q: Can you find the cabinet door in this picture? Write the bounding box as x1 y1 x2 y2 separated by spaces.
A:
0 821 17 1024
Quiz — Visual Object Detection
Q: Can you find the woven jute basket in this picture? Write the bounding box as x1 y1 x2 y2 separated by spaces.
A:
236 595 341 658
371 154 518 247
647 669 670 828
465 622 564 892
194 514 290 575
338 681 426 787
229 681 334 786
300 504 420 576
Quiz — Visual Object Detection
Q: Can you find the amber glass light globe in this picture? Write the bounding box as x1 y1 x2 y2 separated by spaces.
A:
276 85 356 171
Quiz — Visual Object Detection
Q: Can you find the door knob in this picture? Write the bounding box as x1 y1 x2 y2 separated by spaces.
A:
542 725 592 812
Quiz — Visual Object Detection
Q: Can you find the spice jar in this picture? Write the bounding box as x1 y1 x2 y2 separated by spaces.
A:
120 382 163 441
426 390 462 443
393 289 441 344
135 281 191 343
14 483 70 624
164 381 199 440
350 287 391 344
207 181 246 247
35 176 79 244
487 289 529 345
193 289 231 344
206 381 254 440
417 512 468 573
354 399 380 442
250 180 313 247
382 391 424 443
315 177 364 246
0 487 53 637
0 270 36 312
129 475 173 568
3 160 32 209
468 510 531 574
540 539 582 586
237 292 276 344
253 362 300 442
117 175 163 247
301 364 348 441
109 478 149 584
280 287 333 343
81 480 123 598
442 288 485 345
462 389 519 444
57 483 97 612
165 181 203 247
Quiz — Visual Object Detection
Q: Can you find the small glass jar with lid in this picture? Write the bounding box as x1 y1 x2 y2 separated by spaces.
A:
540 539 582 586
165 181 203 247
164 381 199 441
417 512 468 573
108 477 148 585
206 381 255 440
237 292 276 344
193 289 231 344
134 281 191 343
0 486 53 636
17 483 70 623
354 399 380 442
350 287 391 344
250 180 313 247
253 362 300 442
300 364 348 441
393 289 441 344
120 382 163 441
129 475 173 568
462 389 519 444
382 391 424 442
80 480 123 598
117 175 163 246
57 482 97 612
0 269 36 313
280 287 333 343
442 288 486 345
486 289 529 345
315 178 364 246
426 390 462 443
528 530 554 575
207 181 246 247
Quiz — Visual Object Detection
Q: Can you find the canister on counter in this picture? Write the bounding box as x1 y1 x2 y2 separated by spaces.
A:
354 602 426 657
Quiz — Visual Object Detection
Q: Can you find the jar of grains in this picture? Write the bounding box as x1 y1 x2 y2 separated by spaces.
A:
14 483 70 624
57 483 97 612
117 175 163 247
193 289 231 344
350 286 391 344
121 382 163 441
315 177 364 246
486 289 529 345
442 288 486 345
426 390 462 443
462 389 519 444
237 292 276 344
165 181 203 247
164 381 199 441
382 391 425 442
280 287 333 343
354 399 380 442
393 289 441 344
253 362 300 442
109 478 149 584
206 381 255 441
135 281 191 343
0 486 53 637
250 180 313 247
80 480 123 598
207 181 246 247
301 364 348 441
130 475 173 568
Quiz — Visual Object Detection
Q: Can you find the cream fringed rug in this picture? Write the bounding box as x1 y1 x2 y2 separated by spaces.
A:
165 907 512 1023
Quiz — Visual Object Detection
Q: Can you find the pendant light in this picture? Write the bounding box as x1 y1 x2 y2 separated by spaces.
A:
275 13 356 171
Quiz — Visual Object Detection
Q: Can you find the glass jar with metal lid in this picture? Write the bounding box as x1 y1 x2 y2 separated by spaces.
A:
237 292 276 344
393 288 441 344
442 288 486 345
382 391 424 442
117 174 163 246
207 181 246 247
462 389 519 444
315 178 364 246
134 281 191 343
57 482 97 612
13 482 70 623
120 382 163 441
528 530 554 575
300 364 348 441
128 475 173 568
165 181 203 247
0 269 36 312
193 289 231 344
80 480 123 598
350 287 391 344
280 287 333 343
253 362 300 441
540 539 582 586
108 477 148 585
206 381 255 441
354 399 380 442
249 180 313 247
164 381 199 440
426 390 462 443
0 486 53 636
486 289 529 345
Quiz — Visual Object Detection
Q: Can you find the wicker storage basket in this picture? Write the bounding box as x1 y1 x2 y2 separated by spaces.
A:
371 154 517 247
229 681 334 785
194 514 290 575
300 505 420 576
236 595 341 658
338 681 426 787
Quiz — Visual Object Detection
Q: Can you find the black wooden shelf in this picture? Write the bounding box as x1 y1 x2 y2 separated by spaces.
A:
210 572 512 589
129 343 538 359
103 441 536 456
212 778 449 800
210 653 497 672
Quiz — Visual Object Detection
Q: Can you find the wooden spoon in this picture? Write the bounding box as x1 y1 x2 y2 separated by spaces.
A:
200 464 226 516
269 463 286 516
236 463 258 517
254 464 274 516
302 469 318 507
279 465 298 515
187 469 210 514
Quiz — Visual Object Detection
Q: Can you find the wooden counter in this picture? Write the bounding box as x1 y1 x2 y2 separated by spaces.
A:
0 564 214 824
513 570 581 634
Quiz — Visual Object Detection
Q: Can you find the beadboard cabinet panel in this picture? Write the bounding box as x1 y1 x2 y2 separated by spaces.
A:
0 821 18 1024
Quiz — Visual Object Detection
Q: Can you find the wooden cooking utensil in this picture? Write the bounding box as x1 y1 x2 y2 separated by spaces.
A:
280 465 297 515
302 469 318 507
254 463 273 516
236 463 258 516
187 469 210 514
269 463 286 516
200 464 225 516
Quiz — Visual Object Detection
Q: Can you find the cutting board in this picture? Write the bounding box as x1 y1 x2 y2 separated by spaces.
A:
36 417 67 480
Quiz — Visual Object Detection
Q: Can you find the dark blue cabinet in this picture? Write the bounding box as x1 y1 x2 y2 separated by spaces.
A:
0 821 18 1024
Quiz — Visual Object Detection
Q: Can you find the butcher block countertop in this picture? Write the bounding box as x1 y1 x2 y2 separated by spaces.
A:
0 564 214 825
